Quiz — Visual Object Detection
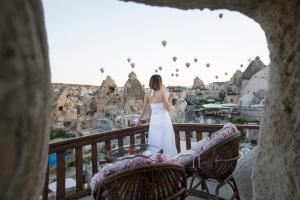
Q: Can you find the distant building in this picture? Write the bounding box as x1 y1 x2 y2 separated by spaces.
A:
226 92 239 103
207 82 227 99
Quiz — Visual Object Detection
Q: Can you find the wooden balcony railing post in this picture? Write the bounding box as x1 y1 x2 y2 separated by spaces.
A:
56 151 65 200
185 131 192 150
174 130 181 153
42 163 49 200
140 132 146 144
75 146 84 192
130 135 135 146
196 132 202 141
91 144 98 175
105 140 111 162
105 140 111 152
118 137 123 148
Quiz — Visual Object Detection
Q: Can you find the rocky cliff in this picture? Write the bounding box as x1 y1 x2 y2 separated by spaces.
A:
192 76 205 89
239 66 270 105
95 76 123 118
123 71 145 114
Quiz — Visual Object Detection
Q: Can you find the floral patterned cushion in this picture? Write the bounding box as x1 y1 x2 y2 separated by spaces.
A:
210 123 237 146
172 149 198 165
90 155 156 191
151 152 179 164
90 153 180 192
191 138 211 154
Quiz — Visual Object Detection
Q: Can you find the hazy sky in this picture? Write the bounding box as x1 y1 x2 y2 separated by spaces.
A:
42 0 270 87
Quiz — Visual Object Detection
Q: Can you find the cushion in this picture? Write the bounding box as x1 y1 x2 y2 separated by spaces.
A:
151 152 179 164
90 153 179 192
210 123 237 146
172 149 198 165
191 138 211 154
90 155 156 191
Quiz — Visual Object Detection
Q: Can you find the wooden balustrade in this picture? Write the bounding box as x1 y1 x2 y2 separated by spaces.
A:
44 123 259 200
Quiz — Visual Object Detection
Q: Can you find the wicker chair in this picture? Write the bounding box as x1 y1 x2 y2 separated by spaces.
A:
93 163 187 200
186 133 241 200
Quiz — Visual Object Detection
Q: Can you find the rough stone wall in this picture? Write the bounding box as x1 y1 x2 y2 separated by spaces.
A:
192 76 205 89
241 57 266 80
252 1 300 199
123 0 300 199
0 1 50 199
123 72 145 114
95 76 123 117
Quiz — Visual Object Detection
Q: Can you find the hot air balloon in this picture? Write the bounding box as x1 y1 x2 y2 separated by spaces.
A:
206 63 210 68
194 58 198 63
173 57 177 62
219 13 223 19
240 64 243 68
176 68 179 72
215 75 219 79
186 62 190 68
158 66 162 71
131 63 135 68
162 40 167 47
175 73 179 77
127 58 131 63
155 69 158 73
171 73 174 77
225 72 228 76
100 67 105 73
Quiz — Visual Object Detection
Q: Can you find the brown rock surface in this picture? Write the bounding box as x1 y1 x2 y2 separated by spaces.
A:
95 76 123 118
241 57 266 80
123 72 145 114
0 1 50 199
192 76 205 89
229 69 242 86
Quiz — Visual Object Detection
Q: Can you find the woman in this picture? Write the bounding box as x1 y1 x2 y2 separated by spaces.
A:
136 75 177 156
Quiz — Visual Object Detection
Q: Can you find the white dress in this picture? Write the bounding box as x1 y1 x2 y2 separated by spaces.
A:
148 102 178 156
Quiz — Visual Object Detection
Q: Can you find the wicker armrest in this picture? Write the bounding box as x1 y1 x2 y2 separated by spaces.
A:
215 153 240 163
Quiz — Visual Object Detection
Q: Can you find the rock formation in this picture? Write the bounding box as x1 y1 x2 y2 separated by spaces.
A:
95 76 123 118
233 148 257 200
51 83 98 129
192 76 205 89
241 57 266 80
240 57 266 89
169 98 187 123
229 70 243 87
239 66 270 106
123 71 145 114
52 85 77 124
0 1 51 199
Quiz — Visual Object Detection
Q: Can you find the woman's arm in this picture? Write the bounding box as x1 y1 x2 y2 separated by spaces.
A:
137 94 149 124
161 90 171 111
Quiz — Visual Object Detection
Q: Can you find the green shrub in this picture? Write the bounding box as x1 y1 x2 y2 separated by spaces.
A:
231 117 248 124
50 127 69 140
229 117 249 142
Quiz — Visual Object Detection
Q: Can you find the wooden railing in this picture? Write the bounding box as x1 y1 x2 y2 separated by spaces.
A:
43 123 259 200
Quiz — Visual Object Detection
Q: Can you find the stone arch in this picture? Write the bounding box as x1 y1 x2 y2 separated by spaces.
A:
120 0 300 199
0 0 299 199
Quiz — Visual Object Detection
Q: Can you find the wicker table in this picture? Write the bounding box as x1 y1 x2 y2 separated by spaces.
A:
106 144 161 162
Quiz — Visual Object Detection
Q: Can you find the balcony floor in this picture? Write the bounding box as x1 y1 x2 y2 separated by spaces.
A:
81 177 234 200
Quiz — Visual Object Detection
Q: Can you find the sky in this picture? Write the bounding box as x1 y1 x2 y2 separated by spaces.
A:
42 0 270 87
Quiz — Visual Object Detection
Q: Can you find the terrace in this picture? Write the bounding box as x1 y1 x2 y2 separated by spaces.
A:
43 123 259 199
1 0 300 200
